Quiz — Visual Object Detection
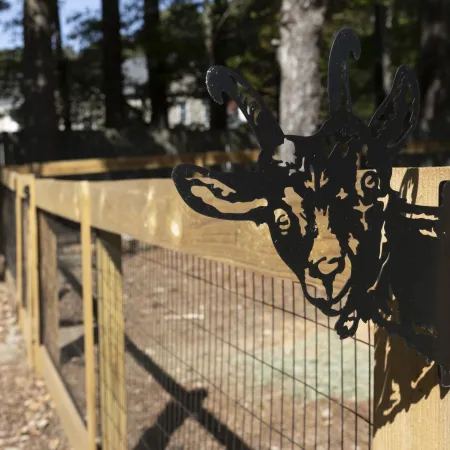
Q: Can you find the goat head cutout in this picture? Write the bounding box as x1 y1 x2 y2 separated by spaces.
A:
172 28 450 387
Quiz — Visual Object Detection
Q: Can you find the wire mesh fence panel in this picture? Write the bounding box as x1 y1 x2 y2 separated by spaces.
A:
1 186 16 290
37 211 103 435
119 242 373 450
37 211 103 443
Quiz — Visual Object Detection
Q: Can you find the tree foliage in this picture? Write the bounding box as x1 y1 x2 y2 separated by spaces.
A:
0 0 447 159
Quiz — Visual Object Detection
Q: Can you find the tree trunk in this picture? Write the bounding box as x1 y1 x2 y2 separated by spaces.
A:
101 0 125 129
203 0 227 131
374 1 394 109
23 0 59 162
374 2 387 108
418 0 450 141
277 0 326 148
143 0 168 129
51 0 71 131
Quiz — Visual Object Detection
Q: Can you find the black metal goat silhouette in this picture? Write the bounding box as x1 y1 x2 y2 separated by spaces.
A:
172 28 450 387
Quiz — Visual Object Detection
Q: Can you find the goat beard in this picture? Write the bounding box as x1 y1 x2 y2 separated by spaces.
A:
301 277 351 318
335 250 392 339
300 245 391 337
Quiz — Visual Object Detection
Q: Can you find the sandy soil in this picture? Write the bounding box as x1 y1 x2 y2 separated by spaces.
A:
0 279 71 450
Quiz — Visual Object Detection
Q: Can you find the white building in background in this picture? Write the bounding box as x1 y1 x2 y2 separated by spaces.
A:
0 115 19 133
123 56 207 128
123 56 246 129
0 56 246 133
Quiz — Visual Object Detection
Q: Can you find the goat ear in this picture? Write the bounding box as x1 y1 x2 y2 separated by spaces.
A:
206 66 285 156
369 65 420 156
172 164 268 223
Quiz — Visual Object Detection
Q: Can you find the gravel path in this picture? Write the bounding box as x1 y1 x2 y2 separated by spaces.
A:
0 281 71 450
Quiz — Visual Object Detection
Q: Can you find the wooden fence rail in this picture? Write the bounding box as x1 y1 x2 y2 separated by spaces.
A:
7 149 259 178
1 154 450 449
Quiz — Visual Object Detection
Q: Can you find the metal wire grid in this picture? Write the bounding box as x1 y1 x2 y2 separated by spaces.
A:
39 213 88 422
120 241 374 450
38 211 103 441
1 186 16 289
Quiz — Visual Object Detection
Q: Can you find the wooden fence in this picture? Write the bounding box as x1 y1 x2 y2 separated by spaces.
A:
1 151 450 450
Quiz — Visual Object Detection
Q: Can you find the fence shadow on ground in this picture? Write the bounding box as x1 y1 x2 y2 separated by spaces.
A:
132 389 208 450
125 335 252 450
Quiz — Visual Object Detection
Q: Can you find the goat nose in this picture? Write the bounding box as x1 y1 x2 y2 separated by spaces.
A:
310 256 343 277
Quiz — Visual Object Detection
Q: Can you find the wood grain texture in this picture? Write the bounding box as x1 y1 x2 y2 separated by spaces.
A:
15 176 23 329
19 174 37 368
96 239 106 450
373 166 450 450
27 175 41 372
92 177 323 289
97 231 127 450
35 178 80 222
39 346 89 450
38 211 59 366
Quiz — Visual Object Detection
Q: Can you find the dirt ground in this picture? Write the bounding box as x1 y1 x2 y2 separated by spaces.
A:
0 279 71 450
54 241 373 450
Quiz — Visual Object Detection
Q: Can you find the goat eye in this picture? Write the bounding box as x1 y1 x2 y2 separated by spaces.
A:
361 171 379 191
274 209 291 232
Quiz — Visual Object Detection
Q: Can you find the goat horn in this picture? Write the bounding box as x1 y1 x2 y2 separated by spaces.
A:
369 64 420 156
328 28 361 114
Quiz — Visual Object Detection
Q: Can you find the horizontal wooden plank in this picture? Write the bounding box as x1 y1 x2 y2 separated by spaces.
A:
5 141 448 179
39 346 89 450
6 149 259 178
35 178 80 222
89 166 450 284
33 166 450 286
89 178 303 283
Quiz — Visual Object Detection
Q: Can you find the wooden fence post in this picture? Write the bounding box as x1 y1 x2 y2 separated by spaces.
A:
38 210 59 365
28 174 41 372
96 230 127 450
15 175 23 329
19 175 35 367
373 170 450 450
80 181 97 450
